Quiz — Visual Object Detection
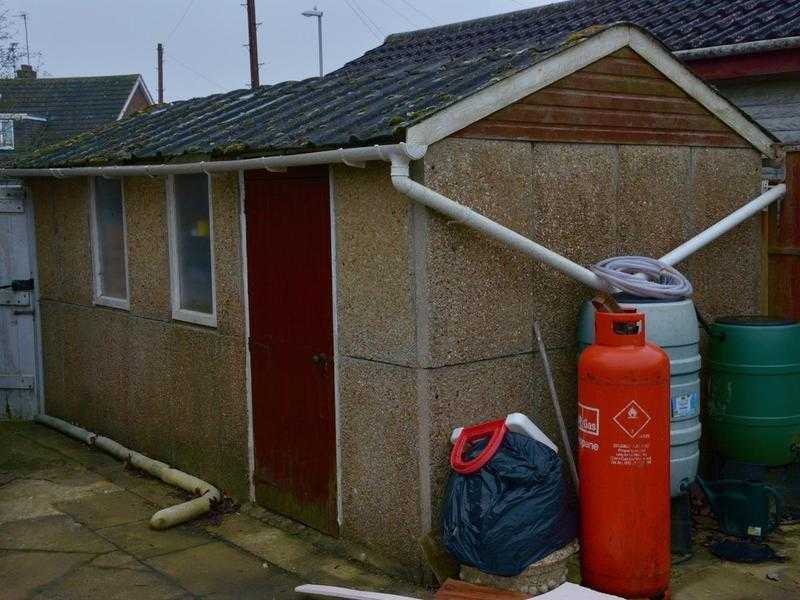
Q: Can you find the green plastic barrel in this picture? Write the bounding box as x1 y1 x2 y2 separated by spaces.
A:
708 316 800 466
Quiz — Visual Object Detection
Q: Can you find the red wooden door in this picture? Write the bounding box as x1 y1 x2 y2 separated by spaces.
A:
245 167 337 535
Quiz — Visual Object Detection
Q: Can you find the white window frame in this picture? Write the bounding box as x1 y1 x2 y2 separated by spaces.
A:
89 176 130 311
166 173 217 328
0 118 14 149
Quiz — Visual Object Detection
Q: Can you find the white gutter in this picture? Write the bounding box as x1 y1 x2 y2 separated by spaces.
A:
0 143 427 178
660 183 786 266
675 36 800 61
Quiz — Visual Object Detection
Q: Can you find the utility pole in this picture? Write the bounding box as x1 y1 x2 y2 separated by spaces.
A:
19 12 30 64
157 43 164 103
245 0 260 88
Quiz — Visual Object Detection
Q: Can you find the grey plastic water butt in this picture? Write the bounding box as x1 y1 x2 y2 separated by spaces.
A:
578 298 701 497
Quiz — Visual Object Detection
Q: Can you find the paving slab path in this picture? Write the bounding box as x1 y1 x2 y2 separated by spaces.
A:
3 421 800 599
0 422 424 599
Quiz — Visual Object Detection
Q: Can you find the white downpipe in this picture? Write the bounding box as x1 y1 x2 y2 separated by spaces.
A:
34 414 220 530
0 143 427 179
660 183 786 266
389 157 606 290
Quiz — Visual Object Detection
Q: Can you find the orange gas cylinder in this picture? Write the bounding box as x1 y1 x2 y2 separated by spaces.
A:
578 311 671 599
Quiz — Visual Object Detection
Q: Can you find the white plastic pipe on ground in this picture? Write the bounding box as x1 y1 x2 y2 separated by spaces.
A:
34 414 220 530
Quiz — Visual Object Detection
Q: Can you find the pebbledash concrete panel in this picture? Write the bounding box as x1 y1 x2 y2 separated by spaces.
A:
337 356 423 568
422 346 581 528
333 164 417 367
210 173 246 338
124 176 172 321
421 138 535 367
687 148 764 319
29 180 59 301
33 174 250 500
617 146 693 258
30 140 765 576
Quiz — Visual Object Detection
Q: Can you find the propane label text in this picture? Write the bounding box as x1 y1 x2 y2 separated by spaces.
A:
610 440 652 467
578 403 600 436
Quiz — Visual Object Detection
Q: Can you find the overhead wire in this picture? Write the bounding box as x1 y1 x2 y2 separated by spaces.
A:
376 0 420 28
342 0 382 40
395 0 436 25
164 52 226 92
350 0 385 37
165 0 197 41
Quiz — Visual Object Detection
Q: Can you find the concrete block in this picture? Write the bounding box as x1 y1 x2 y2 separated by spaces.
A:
211 173 245 338
422 138 535 367
338 357 422 568
617 145 692 257
687 148 762 319
124 176 171 321
334 164 417 365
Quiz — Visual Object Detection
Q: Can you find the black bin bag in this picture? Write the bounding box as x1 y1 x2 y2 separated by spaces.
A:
441 428 577 577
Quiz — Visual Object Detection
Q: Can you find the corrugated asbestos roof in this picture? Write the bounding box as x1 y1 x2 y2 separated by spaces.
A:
17 0 800 168
0 74 141 147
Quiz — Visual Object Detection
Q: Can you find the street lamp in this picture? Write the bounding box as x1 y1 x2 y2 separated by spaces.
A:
302 7 324 77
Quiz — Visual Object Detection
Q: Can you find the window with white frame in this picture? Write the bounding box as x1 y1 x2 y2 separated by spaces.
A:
167 173 216 326
90 177 129 309
0 119 14 149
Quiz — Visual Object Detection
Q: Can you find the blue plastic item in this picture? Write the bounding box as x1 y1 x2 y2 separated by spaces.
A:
441 430 577 576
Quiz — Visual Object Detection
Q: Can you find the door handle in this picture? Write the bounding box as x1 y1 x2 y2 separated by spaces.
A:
312 353 329 365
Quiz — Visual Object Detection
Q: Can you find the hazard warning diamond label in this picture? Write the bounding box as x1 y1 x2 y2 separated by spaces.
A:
613 401 651 438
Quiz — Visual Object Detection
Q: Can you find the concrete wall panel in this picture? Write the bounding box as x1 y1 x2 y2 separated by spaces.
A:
30 180 59 300
687 148 763 319
338 356 422 569
617 146 692 257
333 164 417 366
124 176 170 320
211 173 245 338
33 174 250 500
423 346 578 527
422 138 534 367
530 143 618 347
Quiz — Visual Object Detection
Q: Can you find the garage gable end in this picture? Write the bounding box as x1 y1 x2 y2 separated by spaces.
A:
407 24 776 157
452 48 750 149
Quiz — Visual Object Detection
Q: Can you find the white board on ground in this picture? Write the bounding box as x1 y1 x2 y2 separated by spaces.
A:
294 582 624 599
533 582 624 599
294 585 421 600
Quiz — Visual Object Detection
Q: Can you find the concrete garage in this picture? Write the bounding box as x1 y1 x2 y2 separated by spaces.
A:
10 23 775 575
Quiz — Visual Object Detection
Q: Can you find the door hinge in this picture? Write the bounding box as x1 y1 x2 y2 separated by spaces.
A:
0 278 34 292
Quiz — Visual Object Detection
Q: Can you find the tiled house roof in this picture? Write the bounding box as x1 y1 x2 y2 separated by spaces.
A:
17 0 798 168
0 74 142 147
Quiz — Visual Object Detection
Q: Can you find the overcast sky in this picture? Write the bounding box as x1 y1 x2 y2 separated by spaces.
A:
3 0 561 102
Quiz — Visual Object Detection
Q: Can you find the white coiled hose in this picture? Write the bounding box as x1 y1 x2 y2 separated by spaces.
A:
591 256 693 300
